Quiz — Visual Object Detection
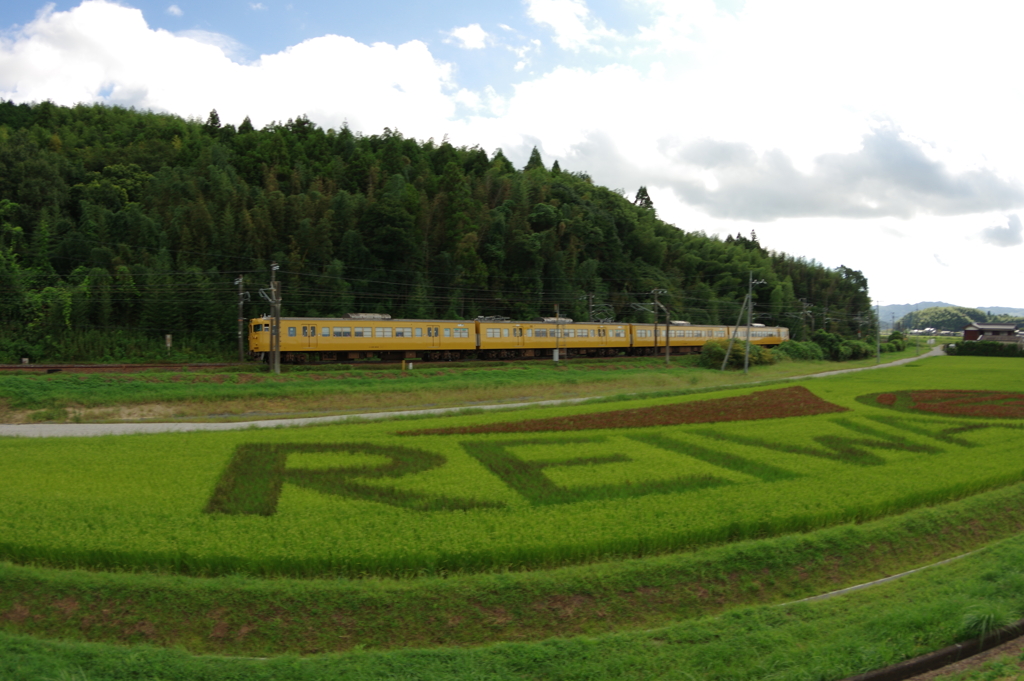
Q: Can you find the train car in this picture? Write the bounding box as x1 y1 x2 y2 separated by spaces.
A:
630 322 726 355
475 318 630 359
630 322 787 356
249 314 475 363
730 324 789 347
249 313 790 363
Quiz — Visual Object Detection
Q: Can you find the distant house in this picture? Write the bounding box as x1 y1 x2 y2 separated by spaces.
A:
962 323 1019 342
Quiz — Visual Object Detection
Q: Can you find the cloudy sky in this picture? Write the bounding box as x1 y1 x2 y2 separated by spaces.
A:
3 0 1023 309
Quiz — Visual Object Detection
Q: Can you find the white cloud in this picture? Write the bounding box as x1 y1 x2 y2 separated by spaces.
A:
249 3 267 9
525 0 618 51
631 0 734 54
4 0 1024 307
166 5 182 17
447 23 488 49
176 29 246 60
0 0 455 138
980 214 1024 247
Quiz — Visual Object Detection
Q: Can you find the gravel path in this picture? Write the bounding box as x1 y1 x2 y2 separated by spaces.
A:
0 346 945 439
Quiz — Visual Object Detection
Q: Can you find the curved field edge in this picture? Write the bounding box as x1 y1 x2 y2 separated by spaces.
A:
3 482 1024 655
3 528 1024 681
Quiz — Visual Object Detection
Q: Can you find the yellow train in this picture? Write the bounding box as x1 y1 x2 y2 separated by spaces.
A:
248 314 789 363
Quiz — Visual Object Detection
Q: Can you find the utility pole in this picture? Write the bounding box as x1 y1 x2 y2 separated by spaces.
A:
744 272 767 374
722 293 750 371
876 303 881 364
235 276 245 363
651 289 667 360
798 298 813 338
553 303 561 362
271 262 281 375
663 303 671 365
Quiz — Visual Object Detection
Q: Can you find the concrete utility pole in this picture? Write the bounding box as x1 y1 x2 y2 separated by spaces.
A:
663 304 671 365
722 293 750 372
235 276 245 363
271 262 281 375
651 289 667 359
876 303 881 365
553 303 561 362
744 272 767 374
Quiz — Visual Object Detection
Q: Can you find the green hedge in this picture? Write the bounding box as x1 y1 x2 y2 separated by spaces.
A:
945 341 1024 357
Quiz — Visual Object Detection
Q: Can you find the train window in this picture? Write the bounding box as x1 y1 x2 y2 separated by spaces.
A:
302 326 309 337
614 330 624 338
503 328 509 337
715 330 725 337
486 328 500 338
375 327 393 338
455 328 469 338
552 329 562 338
415 328 423 337
353 327 369 337
288 327 297 337
565 329 575 338
395 327 412 337
341 327 352 337
535 329 547 338
333 327 342 337
310 326 317 336
321 327 330 337
513 328 522 337
444 328 451 337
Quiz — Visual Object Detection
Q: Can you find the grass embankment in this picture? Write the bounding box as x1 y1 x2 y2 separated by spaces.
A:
2 482 1024 655
4 524 1024 680
0 345 928 424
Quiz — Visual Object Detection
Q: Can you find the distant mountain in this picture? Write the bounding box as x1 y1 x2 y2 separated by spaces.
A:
876 303 1024 331
877 302 958 327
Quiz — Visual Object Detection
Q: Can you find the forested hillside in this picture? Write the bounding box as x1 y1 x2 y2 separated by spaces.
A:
0 100 873 361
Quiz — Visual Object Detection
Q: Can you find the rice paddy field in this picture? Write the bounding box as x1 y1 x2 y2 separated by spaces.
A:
2 354 1024 680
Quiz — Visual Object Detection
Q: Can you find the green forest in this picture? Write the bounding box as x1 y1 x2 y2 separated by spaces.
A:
0 100 875 362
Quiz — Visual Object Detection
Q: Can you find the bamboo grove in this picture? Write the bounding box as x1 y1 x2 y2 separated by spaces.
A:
0 100 874 361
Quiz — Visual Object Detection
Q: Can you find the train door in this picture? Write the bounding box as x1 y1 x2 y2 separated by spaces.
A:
513 325 525 348
302 324 318 348
427 325 440 347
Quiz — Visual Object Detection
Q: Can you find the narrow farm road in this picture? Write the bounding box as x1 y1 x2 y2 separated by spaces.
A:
0 346 945 439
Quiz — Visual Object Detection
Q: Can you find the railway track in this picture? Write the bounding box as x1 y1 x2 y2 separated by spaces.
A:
0 354 637 375
0 362 241 374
